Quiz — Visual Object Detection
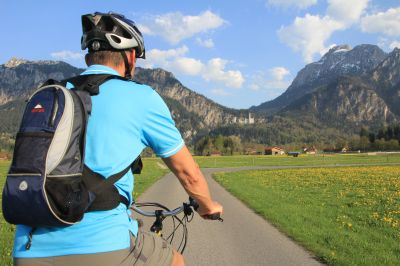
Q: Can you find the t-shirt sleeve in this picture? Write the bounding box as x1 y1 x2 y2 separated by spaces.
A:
142 89 184 158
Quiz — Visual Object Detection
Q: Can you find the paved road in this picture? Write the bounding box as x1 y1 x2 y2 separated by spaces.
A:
136 167 324 266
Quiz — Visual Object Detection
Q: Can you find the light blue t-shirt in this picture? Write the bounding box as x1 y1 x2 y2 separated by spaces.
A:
13 65 184 258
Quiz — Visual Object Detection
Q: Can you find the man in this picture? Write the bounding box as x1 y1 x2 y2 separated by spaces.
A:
13 12 222 266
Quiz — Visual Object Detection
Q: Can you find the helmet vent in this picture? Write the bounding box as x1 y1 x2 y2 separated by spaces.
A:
101 17 115 32
110 35 121 44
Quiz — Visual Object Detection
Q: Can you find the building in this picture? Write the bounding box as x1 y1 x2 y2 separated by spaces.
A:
248 113 255 124
265 146 285 155
0 152 10 160
207 151 222 156
232 113 255 125
303 147 318 154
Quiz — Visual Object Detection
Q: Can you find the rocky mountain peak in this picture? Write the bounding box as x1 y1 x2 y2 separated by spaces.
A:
291 44 386 89
0 58 83 105
252 44 388 114
3 57 64 69
4 57 30 68
325 44 352 55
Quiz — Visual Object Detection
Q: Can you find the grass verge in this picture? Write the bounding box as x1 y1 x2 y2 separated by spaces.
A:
133 158 169 198
213 166 400 266
194 153 400 168
0 161 13 266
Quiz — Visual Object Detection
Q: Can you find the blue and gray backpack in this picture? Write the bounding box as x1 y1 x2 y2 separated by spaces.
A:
2 74 142 230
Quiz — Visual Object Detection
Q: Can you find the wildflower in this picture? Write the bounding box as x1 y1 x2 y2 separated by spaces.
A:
347 223 352 228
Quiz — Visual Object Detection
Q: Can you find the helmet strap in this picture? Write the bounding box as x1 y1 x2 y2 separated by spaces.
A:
120 51 132 79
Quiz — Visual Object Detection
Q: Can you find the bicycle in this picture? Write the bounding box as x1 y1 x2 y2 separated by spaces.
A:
130 197 223 254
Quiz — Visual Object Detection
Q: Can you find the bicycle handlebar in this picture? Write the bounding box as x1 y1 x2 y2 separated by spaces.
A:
130 204 186 217
130 197 222 254
131 197 223 221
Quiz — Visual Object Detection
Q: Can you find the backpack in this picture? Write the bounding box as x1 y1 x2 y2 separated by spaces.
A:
2 74 142 229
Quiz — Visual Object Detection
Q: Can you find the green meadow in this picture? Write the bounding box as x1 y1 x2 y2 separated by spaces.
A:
0 161 13 266
194 153 400 168
214 166 400 266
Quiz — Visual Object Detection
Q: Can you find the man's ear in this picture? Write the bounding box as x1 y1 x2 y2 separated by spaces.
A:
129 49 137 78
130 49 136 65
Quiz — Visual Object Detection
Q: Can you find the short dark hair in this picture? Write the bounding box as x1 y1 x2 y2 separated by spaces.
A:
85 50 125 67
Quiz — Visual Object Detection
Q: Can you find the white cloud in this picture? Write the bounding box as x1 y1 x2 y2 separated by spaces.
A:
361 7 400 37
270 67 290 81
203 58 244 88
149 46 189 59
327 0 369 25
278 14 343 62
137 24 153 35
172 57 204 76
267 0 317 9
140 46 189 69
196 38 215 48
50 50 84 60
278 0 369 62
249 67 292 92
377 37 400 51
390 41 400 50
140 46 244 88
140 10 225 44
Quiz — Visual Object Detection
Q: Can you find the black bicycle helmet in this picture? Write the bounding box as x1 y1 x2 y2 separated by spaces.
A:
81 12 145 59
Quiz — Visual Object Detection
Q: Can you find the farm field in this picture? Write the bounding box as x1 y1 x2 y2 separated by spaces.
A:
194 153 400 168
214 166 400 266
0 158 168 266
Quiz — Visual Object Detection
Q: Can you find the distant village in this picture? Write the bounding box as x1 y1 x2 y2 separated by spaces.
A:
206 146 322 157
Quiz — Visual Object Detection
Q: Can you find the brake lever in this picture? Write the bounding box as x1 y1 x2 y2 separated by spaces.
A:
189 197 199 211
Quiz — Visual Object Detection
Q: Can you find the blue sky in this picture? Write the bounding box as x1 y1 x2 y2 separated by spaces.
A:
1 0 399 108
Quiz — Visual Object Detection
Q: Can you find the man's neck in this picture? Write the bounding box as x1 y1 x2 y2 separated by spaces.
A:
103 63 135 78
101 63 125 77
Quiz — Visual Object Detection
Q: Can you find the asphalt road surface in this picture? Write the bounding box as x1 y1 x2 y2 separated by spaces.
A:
135 167 324 266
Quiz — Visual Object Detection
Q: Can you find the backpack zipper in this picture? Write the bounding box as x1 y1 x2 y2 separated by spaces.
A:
49 90 59 128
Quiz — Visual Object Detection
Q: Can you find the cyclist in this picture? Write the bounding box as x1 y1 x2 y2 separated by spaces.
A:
13 12 223 266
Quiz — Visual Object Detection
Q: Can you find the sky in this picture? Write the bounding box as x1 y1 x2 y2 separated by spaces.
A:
1 0 400 109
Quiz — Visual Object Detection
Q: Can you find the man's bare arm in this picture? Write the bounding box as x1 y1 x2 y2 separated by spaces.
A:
162 146 223 218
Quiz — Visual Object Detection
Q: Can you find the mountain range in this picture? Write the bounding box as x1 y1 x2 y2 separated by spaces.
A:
0 44 399 148
274 45 400 132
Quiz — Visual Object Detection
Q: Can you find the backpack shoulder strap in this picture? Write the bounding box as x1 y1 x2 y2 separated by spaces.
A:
92 155 143 192
84 156 143 211
39 78 65 87
63 74 128 95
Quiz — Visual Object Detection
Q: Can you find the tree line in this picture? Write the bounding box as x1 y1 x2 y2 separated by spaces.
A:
355 125 400 151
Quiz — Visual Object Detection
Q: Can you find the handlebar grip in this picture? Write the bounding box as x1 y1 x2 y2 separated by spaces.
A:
205 213 223 222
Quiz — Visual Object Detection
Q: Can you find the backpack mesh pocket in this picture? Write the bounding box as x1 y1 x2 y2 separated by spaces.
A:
45 175 90 223
10 132 53 174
